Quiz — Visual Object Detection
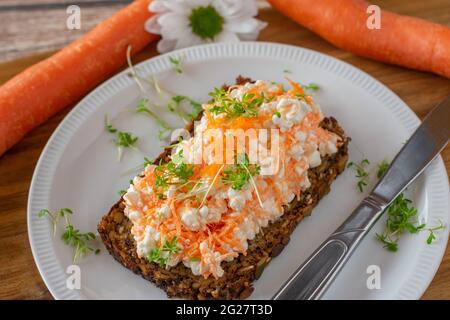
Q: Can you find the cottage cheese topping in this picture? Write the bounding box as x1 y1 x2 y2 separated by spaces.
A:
123 79 342 278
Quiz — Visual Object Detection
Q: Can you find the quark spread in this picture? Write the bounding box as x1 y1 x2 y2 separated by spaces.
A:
123 80 342 278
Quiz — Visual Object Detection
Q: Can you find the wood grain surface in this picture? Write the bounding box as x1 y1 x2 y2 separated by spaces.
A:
0 0 449 300
0 0 269 61
0 0 132 61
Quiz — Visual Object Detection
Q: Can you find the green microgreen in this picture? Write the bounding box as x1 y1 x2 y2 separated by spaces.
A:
376 193 445 252
162 137 184 151
295 92 305 100
377 159 390 178
38 208 99 262
208 88 265 119
222 153 260 191
188 99 203 120
426 223 445 244
169 56 183 74
125 46 174 141
38 208 73 236
136 98 172 140
143 156 153 167
373 159 445 251
126 45 146 94
115 131 138 149
147 236 179 268
105 121 117 133
167 95 202 123
301 83 320 91
347 159 370 192
105 115 139 161
154 150 195 198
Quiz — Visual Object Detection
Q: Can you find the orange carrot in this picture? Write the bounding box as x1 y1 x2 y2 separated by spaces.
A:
0 0 158 156
268 0 450 78
285 77 305 95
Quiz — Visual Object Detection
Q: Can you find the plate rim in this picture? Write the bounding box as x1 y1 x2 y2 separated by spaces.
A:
27 41 450 300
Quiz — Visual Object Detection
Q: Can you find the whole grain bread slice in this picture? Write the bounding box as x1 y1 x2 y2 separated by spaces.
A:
98 119 348 300
98 77 350 299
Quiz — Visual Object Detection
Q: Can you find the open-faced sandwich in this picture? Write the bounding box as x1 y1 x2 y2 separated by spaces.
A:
98 76 349 299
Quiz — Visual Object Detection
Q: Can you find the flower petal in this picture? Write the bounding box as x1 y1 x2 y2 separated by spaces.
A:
235 20 268 41
157 38 177 53
158 12 189 29
149 1 169 13
158 13 190 39
236 30 261 41
174 33 208 50
213 0 258 20
214 30 240 43
184 0 213 9
224 17 263 34
145 15 162 34
162 0 192 15
160 27 190 41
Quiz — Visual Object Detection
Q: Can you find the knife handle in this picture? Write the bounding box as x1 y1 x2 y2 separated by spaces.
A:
272 199 382 300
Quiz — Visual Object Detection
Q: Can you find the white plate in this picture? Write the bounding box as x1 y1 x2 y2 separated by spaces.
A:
28 42 449 300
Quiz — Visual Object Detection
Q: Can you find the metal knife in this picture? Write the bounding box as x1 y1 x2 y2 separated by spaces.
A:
273 95 450 300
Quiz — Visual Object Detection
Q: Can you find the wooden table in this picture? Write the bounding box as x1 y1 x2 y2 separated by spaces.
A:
0 0 449 300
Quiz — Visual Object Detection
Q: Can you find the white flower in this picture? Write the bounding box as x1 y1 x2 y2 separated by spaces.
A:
145 0 268 53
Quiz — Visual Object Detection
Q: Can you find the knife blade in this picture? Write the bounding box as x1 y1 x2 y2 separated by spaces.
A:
272 96 450 300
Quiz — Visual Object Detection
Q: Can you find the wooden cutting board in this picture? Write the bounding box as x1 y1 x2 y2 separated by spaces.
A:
0 0 449 300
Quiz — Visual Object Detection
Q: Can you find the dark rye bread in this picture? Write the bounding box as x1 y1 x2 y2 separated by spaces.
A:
98 120 349 300
98 78 350 299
